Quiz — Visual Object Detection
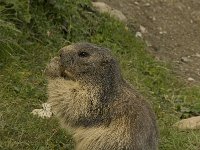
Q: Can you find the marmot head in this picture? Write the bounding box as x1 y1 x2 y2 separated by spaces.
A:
57 42 122 85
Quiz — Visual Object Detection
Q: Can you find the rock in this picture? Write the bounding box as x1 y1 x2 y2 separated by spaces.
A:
191 11 200 22
173 116 200 129
31 103 53 118
135 32 142 38
159 31 167 34
110 9 127 22
152 16 156 21
92 2 111 13
140 25 147 33
188 77 195 81
134 2 139 5
181 57 191 63
144 3 150 7
92 2 127 22
195 53 200 58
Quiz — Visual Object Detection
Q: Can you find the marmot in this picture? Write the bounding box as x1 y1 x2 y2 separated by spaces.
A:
45 43 158 150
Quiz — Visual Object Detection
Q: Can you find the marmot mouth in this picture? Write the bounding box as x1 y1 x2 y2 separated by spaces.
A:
60 69 75 81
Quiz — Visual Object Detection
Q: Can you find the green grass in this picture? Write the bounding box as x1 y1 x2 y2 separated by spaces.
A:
1 0 200 149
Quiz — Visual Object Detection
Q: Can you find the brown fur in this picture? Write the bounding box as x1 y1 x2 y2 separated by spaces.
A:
45 43 158 150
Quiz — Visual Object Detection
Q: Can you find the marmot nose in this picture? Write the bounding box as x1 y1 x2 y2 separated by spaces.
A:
59 48 75 66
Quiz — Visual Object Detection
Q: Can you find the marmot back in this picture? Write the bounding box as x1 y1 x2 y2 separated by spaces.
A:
45 43 159 150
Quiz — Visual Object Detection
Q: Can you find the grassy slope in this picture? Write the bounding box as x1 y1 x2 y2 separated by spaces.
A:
0 0 200 149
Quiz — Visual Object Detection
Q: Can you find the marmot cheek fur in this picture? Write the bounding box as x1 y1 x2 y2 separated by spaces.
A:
45 43 159 150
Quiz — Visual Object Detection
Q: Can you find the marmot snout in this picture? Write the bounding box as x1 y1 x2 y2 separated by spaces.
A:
46 42 159 150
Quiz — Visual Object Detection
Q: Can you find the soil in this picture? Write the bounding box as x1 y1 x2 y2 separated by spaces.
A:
97 0 200 84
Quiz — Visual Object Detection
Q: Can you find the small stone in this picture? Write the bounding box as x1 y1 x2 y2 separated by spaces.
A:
31 109 53 118
181 57 191 63
42 103 52 111
188 77 195 81
152 16 156 21
195 53 200 57
31 103 53 118
140 25 147 33
159 31 167 34
92 2 127 22
135 32 142 38
134 2 139 5
110 9 127 22
191 11 200 22
144 3 150 7
92 2 111 14
173 116 200 129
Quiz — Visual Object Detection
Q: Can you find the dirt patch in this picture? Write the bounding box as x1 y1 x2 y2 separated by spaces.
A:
97 0 200 84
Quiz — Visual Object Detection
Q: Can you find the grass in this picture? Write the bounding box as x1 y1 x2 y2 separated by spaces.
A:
0 0 200 149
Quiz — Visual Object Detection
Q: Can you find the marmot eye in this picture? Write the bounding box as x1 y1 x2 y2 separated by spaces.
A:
78 51 90 57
